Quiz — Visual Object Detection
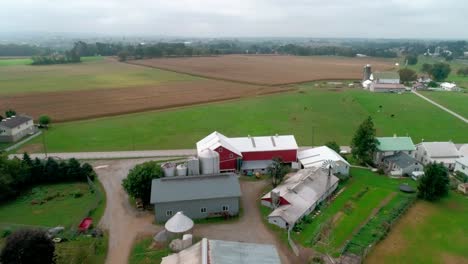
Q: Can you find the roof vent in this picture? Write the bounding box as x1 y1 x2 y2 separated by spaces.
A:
250 137 256 148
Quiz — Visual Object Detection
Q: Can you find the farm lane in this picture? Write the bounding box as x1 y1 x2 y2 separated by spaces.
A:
412 90 468 123
9 146 351 160
90 158 164 264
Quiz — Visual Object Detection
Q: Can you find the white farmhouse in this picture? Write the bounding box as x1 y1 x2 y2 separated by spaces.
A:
374 136 416 165
440 82 459 91
0 115 35 143
261 168 339 229
415 142 461 170
298 146 350 176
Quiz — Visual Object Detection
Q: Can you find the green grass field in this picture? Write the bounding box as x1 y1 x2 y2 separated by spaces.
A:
291 168 415 255
17 86 468 153
0 57 199 94
419 91 468 118
0 182 100 227
128 237 172 264
0 58 33 66
367 192 468 264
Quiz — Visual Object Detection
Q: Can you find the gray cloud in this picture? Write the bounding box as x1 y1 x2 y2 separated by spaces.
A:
1 0 467 38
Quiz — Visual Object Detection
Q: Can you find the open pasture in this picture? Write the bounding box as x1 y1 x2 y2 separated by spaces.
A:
15 86 468 153
130 55 396 85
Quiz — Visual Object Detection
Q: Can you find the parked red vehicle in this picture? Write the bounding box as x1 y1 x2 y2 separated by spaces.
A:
78 217 93 232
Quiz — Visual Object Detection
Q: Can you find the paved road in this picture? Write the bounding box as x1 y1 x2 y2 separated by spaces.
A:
9 149 197 160
412 90 468 123
9 146 351 160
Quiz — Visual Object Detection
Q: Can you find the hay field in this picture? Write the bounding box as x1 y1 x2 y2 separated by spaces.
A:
130 55 396 85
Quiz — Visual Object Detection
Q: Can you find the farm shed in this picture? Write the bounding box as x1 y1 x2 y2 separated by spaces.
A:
161 238 281 264
415 142 461 170
298 146 350 176
150 174 241 223
196 131 298 173
374 136 416 165
458 183 468 195
382 152 423 176
261 168 339 229
0 115 35 143
371 71 400 84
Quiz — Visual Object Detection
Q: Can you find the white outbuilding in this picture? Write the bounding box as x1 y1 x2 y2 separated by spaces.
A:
298 146 350 176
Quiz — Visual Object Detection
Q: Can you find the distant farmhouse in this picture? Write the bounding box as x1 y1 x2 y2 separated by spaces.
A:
374 136 416 164
382 152 423 176
440 82 460 92
150 174 241 223
0 115 35 143
455 157 468 176
415 142 461 170
261 168 339 229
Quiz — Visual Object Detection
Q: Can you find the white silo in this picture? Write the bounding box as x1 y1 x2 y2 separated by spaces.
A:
161 162 176 177
198 149 220 174
187 157 200 176
176 164 187 176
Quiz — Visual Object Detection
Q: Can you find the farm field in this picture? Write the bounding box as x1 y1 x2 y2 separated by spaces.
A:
0 58 33 66
15 86 468 153
419 91 468 118
0 57 199 95
366 193 468 264
290 168 416 256
130 55 396 85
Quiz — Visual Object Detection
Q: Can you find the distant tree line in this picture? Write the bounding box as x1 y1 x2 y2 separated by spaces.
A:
0 44 50 56
0 153 96 203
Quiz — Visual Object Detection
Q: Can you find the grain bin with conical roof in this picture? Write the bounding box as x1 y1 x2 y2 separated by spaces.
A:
198 149 220 174
176 163 187 176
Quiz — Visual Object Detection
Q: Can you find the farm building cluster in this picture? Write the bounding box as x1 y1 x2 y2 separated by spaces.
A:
149 131 468 228
0 115 36 143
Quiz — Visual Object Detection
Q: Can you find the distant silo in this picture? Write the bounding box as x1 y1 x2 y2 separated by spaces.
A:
363 64 372 81
187 157 200 176
176 164 187 176
161 162 176 177
198 149 220 174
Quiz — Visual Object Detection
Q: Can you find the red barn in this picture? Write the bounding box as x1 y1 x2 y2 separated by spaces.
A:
196 131 298 173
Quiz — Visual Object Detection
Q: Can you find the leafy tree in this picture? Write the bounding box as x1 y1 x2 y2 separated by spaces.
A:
429 63 451 81
38 115 51 128
421 63 432 74
5 109 16 118
0 115 3 120
428 81 438 88
418 163 449 201
398 68 417 83
267 157 289 187
117 50 129 62
325 141 341 154
122 161 164 205
351 117 378 165
0 229 56 264
81 163 96 181
405 54 418 65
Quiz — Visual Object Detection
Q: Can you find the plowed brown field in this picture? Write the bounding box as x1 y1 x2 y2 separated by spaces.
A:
130 55 396 85
0 80 292 122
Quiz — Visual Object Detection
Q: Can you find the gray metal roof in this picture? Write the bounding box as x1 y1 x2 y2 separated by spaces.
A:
150 173 241 204
383 152 419 168
209 239 281 264
0 115 32 129
373 71 400 80
418 142 460 158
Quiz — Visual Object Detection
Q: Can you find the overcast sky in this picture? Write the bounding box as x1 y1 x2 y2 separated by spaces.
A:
1 0 468 39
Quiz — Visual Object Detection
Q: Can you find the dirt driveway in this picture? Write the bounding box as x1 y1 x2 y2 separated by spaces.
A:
91 158 306 264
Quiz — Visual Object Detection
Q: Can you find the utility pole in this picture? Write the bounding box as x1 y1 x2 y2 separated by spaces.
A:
42 130 48 158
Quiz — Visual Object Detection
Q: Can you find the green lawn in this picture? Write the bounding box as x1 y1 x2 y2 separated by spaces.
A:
291 168 415 255
419 91 468 118
18 86 468 153
0 57 199 94
367 192 468 264
128 237 172 264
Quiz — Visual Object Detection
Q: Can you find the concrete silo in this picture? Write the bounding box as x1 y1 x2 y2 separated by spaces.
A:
363 64 372 81
198 149 220 174
187 157 200 176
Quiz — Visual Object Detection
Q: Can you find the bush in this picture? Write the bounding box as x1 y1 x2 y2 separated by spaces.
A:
1 228 12 238
73 190 83 198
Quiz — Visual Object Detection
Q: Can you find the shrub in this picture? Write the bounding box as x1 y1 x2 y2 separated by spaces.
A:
1 228 12 238
73 190 83 198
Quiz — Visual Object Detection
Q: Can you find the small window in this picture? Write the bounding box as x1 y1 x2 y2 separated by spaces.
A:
166 210 173 217
408 151 412 155
218 148 223 152
462 166 465 170
200 207 207 213
229 153 234 158
222 205 229 212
